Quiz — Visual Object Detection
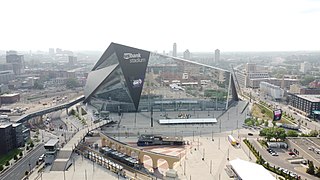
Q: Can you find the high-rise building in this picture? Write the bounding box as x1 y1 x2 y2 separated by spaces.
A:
215 49 220 63
68 56 77 65
49 48 55 56
300 61 311 74
183 49 191 59
173 43 177 57
6 51 25 75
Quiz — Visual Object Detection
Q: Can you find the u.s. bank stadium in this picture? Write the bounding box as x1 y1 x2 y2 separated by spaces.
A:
84 43 239 113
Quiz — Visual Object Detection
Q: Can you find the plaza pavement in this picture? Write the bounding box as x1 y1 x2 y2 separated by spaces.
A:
29 129 264 180
28 101 269 180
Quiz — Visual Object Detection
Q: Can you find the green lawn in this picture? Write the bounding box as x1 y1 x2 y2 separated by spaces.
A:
0 148 22 165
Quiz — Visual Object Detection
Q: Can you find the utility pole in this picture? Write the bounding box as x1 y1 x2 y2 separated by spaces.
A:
210 160 212 174
193 131 194 141
198 138 199 150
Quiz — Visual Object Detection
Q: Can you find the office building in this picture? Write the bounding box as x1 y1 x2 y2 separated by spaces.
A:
0 70 15 84
6 51 25 75
249 78 299 89
0 93 20 104
215 49 220 63
68 56 77 65
0 122 27 156
259 82 284 100
183 49 191 59
300 62 311 74
289 94 320 116
49 48 55 56
173 43 177 57
84 43 239 113
234 63 270 88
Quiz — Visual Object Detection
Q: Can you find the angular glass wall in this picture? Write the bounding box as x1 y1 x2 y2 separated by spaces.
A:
84 43 238 113
138 53 233 112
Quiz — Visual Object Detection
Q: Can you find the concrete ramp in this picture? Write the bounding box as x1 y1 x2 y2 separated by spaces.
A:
51 159 69 171
51 121 106 171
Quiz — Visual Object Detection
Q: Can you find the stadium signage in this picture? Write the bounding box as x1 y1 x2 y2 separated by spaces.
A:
273 109 282 121
123 53 146 63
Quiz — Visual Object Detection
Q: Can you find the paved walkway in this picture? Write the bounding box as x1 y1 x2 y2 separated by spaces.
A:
50 119 107 171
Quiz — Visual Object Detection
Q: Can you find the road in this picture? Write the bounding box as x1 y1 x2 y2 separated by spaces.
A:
0 144 45 180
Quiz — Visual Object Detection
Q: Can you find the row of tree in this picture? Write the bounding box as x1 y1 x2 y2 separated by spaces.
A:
259 127 287 141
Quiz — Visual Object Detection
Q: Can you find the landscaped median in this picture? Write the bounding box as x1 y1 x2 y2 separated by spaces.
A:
0 148 23 172
243 139 299 180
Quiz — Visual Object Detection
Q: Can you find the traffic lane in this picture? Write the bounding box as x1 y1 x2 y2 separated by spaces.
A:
250 140 314 180
1 144 45 180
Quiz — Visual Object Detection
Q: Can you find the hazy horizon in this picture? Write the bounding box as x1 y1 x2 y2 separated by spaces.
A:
1 0 320 52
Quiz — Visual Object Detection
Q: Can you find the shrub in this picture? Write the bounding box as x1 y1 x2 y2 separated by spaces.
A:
315 167 320 177
307 161 315 175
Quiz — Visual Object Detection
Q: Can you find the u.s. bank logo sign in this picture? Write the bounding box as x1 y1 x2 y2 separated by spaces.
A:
123 53 146 63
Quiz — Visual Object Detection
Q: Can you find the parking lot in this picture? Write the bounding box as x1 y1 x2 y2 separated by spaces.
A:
250 139 316 180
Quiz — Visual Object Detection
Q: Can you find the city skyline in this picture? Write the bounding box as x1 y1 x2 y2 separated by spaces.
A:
1 0 320 52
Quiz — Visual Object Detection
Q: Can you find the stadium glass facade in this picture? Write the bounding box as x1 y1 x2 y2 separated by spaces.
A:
84 43 238 112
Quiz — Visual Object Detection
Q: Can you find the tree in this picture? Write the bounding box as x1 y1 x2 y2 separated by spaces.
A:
30 142 34 148
309 130 319 137
307 161 315 175
33 81 44 89
0 164 3 171
5 161 9 166
274 128 286 141
287 130 299 137
300 76 316 86
66 78 80 89
315 167 320 177
264 120 269 127
13 155 18 160
19 151 23 157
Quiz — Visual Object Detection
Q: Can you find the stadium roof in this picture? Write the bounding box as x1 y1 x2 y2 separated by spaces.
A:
229 159 275 180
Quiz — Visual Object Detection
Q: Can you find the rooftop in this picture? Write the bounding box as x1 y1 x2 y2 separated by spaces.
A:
44 139 59 147
0 93 20 97
229 158 275 180
296 94 320 103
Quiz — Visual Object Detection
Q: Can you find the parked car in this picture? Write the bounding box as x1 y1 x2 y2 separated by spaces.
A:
288 152 295 156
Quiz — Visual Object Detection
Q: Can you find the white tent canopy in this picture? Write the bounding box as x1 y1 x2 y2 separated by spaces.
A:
229 159 275 180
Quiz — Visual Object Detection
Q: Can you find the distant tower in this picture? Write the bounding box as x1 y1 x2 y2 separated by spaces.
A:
173 43 177 57
49 48 55 56
183 49 191 59
6 50 25 75
215 49 220 62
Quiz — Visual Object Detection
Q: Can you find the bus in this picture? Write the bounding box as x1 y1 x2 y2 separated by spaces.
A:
228 135 239 146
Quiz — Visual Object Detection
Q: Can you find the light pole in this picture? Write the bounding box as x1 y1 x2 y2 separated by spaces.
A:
134 111 137 128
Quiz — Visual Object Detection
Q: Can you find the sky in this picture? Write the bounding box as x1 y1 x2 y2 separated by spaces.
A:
1 0 320 52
